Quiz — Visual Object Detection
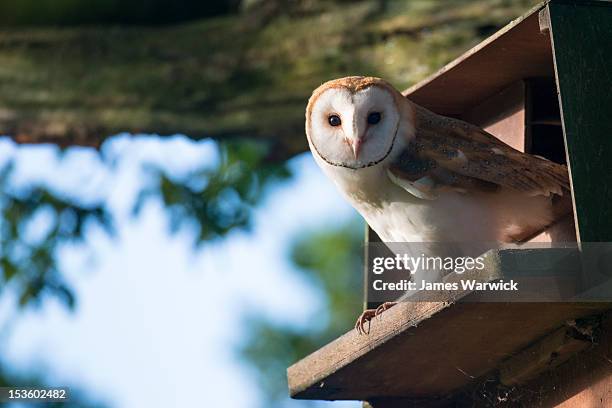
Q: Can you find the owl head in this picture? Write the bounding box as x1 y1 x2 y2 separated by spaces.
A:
306 76 412 170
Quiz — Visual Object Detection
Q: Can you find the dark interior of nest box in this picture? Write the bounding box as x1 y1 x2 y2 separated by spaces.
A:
462 78 565 165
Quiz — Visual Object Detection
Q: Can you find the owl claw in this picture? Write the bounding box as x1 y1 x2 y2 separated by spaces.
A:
355 302 398 335
375 301 398 317
355 309 376 335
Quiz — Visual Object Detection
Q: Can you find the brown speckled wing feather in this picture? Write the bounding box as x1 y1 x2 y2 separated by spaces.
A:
389 105 570 197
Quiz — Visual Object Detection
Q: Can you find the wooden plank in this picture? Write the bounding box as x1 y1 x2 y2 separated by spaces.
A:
287 249 611 402
403 1 553 116
462 80 528 152
498 325 592 385
289 301 607 402
521 314 612 408
547 0 612 242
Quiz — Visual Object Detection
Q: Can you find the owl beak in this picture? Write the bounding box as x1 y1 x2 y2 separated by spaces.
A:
350 138 363 160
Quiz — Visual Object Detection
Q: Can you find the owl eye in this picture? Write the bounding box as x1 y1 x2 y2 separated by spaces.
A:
328 114 341 127
367 112 382 125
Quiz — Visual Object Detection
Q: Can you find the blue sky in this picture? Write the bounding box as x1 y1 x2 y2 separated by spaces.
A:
0 135 361 408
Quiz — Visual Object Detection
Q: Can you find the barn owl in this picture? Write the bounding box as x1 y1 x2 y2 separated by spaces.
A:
305 76 571 333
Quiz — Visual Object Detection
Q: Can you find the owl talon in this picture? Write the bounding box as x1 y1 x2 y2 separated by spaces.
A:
355 302 399 335
355 309 377 335
375 301 398 318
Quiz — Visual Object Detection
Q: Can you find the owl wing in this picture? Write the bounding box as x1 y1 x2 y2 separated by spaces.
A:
387 105 570 200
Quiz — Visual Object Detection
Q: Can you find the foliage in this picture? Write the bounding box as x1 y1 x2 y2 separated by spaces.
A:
0 136 289 404
135 140 290 243
0 138 289 310
240 221 363 405
0 162 110 309
0 0 239 26
0 0 539 157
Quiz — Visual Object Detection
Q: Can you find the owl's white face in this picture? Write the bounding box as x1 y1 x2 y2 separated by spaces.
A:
307 85 400 169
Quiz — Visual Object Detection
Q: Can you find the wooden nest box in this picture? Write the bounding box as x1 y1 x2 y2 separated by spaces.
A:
288 1 612 407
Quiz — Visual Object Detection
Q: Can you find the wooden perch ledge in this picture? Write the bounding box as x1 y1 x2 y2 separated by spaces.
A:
287 248 612 406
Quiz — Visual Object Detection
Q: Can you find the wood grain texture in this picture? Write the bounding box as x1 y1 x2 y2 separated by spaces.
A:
288 249 610 402
403 2 553 117
502 311 612 407
462 80 528 152
498 325 592 386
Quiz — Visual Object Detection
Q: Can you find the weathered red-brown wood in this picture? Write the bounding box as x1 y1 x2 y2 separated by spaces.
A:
403 2 553 117
288 298 607 403
288 249 610 402
516 313 612 407
462 80 528 152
